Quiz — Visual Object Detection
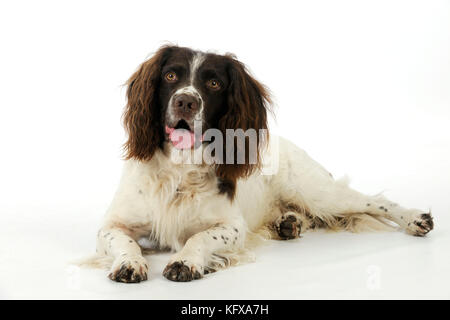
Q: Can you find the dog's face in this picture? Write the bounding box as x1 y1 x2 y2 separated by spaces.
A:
123 45 271 185
159 48 231 135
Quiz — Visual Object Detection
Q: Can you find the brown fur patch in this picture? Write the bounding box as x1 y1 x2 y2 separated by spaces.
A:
217 178 236 199
122 46 174 161
215 55 272 198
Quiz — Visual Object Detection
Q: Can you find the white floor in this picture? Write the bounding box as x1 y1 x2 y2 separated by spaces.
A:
1 202 449 299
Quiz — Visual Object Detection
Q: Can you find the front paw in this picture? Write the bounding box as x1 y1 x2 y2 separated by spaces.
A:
407 212 434 237
108 255 149 283
163 260 203 282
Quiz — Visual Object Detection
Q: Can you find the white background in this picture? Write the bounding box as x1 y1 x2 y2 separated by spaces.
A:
0 0 449 299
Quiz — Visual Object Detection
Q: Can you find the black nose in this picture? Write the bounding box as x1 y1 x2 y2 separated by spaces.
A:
173 94 200 112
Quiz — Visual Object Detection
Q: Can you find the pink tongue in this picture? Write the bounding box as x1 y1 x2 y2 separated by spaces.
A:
165 126 195 149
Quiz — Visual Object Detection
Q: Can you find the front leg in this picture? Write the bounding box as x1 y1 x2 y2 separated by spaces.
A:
163 219 245 282
97 224 149 283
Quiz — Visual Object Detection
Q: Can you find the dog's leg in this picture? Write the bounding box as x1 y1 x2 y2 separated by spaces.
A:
277 145 433 236
357 193 434 236
163 218 245 282
316 181 434 236
96 225 149 283
284 177 433 236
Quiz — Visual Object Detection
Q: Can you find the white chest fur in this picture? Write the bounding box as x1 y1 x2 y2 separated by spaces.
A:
104 152 233 251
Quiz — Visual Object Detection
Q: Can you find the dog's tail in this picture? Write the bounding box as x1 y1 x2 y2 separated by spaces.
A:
330 212 397 233
72 254 113 270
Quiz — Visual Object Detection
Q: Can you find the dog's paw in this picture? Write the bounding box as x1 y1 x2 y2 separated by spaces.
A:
108 255 149 283
275 212 302 240
406 212 434 237
163 260 202 282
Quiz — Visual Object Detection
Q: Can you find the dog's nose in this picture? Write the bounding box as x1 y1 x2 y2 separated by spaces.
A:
173 94 200 113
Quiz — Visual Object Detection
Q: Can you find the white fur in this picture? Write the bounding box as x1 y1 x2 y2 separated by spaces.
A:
91 136 432 282
189 53 205 84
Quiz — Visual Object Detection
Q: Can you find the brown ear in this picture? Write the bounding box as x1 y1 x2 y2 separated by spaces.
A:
122 45 174 161
216 55 272 196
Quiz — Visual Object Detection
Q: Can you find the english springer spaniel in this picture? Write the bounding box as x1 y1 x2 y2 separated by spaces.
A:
89 45 433 283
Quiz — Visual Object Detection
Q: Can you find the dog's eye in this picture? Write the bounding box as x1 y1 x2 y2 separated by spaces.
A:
165 72 178 82
206 79 221 90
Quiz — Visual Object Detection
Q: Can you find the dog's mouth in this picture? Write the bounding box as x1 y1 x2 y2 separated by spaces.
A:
165 119 203 150
173 119 192 131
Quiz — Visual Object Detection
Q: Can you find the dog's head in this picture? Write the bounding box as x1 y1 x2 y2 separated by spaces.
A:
123 45 271 184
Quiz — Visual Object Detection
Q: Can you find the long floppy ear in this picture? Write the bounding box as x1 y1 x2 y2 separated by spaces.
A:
216 55 272 197
122 45 173 161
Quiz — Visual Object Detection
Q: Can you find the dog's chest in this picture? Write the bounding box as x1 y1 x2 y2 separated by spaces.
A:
151 165 217 206
141 163 221 249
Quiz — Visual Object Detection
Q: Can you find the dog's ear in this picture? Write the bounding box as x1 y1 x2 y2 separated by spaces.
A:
123 45 174 161
215 55 272 197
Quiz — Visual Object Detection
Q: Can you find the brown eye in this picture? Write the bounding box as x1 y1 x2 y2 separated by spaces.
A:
206 79 221 90
165 72 177 82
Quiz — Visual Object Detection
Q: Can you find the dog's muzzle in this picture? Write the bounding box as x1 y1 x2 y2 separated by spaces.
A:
171 93 201 120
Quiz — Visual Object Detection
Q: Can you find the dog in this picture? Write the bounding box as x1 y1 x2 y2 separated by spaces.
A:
90 45 433 283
